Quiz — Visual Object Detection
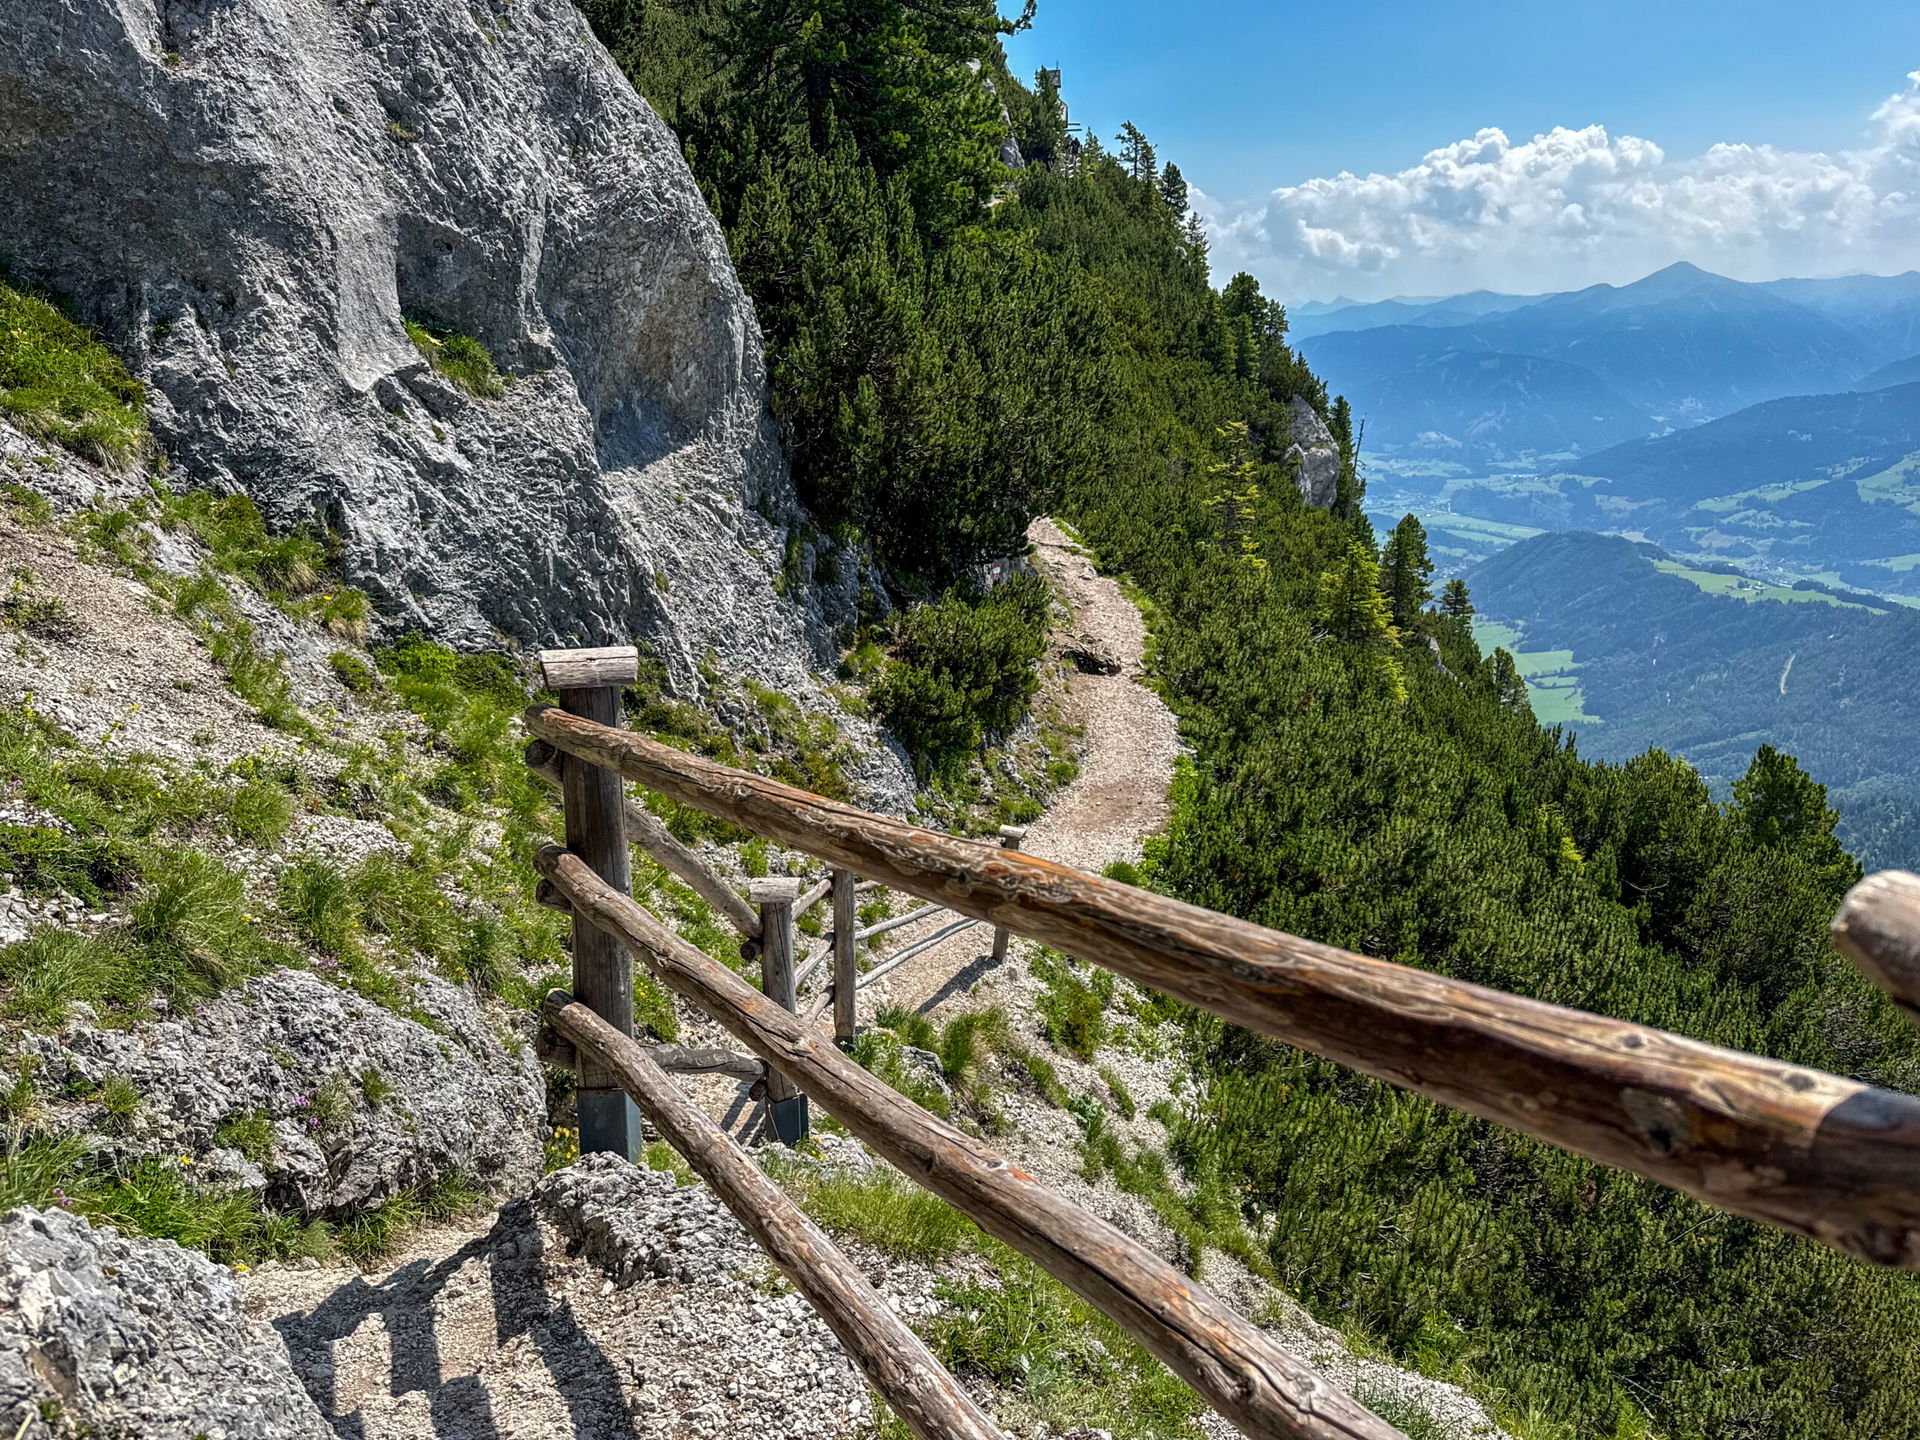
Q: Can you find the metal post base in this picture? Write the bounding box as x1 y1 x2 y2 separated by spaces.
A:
769 1094 810 1146
577 1089 644 1161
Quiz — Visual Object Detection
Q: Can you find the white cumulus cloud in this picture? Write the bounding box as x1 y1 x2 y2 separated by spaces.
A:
1202 71 1920 302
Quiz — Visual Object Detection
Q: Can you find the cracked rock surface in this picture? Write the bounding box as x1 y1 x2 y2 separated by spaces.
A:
0 0 910 813
23 966 543 1215
0 1206 334 1440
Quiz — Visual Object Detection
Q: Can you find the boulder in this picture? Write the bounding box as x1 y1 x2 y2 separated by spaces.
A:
1062 632 1122 675
0 1207 332 1440
1286 396 1343 509
535 1152 759 1286
39 966 543 1215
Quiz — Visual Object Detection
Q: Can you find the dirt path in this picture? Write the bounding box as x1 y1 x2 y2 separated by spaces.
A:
860 517 1181 1017
245 518 1509 1440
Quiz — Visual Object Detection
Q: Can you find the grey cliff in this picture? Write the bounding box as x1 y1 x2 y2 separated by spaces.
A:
0 0 891 731
0 1206 333 1439
1287 395 1343 509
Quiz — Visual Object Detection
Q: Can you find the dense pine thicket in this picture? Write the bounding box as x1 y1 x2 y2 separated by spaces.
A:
578 4 1920 1435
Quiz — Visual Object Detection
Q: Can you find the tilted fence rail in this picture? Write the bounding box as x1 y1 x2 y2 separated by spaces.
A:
523 647 1920 1440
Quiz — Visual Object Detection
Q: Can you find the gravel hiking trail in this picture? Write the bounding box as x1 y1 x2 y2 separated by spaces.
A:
247 518 1187 1438
245 518 1511 1440
861 515 1182 1018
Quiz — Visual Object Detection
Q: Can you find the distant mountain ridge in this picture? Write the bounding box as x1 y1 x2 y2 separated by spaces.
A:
1444 381 1920 590
1295 262 1920 463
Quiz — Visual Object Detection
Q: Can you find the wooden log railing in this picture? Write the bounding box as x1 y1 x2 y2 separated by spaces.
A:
525 700 1920 1271
544 994 1008 1440
537 844 1403 1440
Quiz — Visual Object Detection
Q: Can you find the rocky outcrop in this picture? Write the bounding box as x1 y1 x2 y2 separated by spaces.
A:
534 1152 759 1287
0 0 853 707
0 1207 332 1440
1286 396 1343 508
21 966 542 1215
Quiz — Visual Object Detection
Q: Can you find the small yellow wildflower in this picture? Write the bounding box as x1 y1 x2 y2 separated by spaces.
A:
178 1154 193 1166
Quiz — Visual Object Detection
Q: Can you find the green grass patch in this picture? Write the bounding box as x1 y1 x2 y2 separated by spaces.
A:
1650 558 1883 611
0 276 147 465
405 320 507 399
775 1161 980 1263
932 1242 1204 1439
1032 951 1113 1061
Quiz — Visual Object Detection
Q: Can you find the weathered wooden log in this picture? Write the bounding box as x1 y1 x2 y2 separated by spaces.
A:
543 993 1008 1440
1833 870 1920 1022
536 844 1405 1440
990 826 1025 966
537 645 641 691
648 1045 764 1081
527 739 761 941
859 917 980 990
832 867 858 1049
533 1032 760 1082
525 705 1920 1269
794 875 834 919
857 900 949 943
541 671 637 1158
753 877 807 1143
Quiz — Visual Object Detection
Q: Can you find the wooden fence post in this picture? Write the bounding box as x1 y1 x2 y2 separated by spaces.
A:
540 645 642 1160
752 876 808 1144
831 867 857 1051
990 825 1026 966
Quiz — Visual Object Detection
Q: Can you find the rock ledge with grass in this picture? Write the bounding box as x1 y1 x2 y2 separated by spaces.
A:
27 965 542 1215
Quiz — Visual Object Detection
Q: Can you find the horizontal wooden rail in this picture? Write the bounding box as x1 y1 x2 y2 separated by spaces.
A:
527 739 761 941
544 994 1006 1440
537 844 1403 1440
1833 870 1920 1023
860 916 981 990
526 705 1920 1269
795 875 834 920
858 900 951 943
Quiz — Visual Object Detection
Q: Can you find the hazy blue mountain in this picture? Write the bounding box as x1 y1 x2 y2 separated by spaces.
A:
1467 531 1920 869
1299 264 1909 464
1756 271 1920 360
1452 263 1878 416
1286 289 1539 340
1554 380 1920 505
1854 353 1920 392
1446 382 1920 581
1302 333 1656 459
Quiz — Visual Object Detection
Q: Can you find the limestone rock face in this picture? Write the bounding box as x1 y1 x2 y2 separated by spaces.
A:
1287 396 1343 509
0 0 836 701
0 1207 333 1440
24 967 543 1215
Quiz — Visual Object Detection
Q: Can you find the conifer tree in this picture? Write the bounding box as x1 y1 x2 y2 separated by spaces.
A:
1730 744 1859 887
1379 514 1434 630
1117 121 1157 184
1159 161 1189 217
1315 541 1397 646
1440 577 1474 618
1487 647 1530 710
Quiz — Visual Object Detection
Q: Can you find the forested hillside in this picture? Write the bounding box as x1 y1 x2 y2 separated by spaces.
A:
1469 531 1920 872
567 6 1920 1437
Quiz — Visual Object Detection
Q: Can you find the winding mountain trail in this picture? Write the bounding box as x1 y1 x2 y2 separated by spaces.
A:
243 518 1511 1440
865 516 1182 1018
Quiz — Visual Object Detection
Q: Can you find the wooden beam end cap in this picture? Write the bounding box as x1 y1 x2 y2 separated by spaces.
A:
749 877 804 905
539 645 640 690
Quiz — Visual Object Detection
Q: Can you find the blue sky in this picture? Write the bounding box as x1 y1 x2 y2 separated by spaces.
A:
1006 3 1920 301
